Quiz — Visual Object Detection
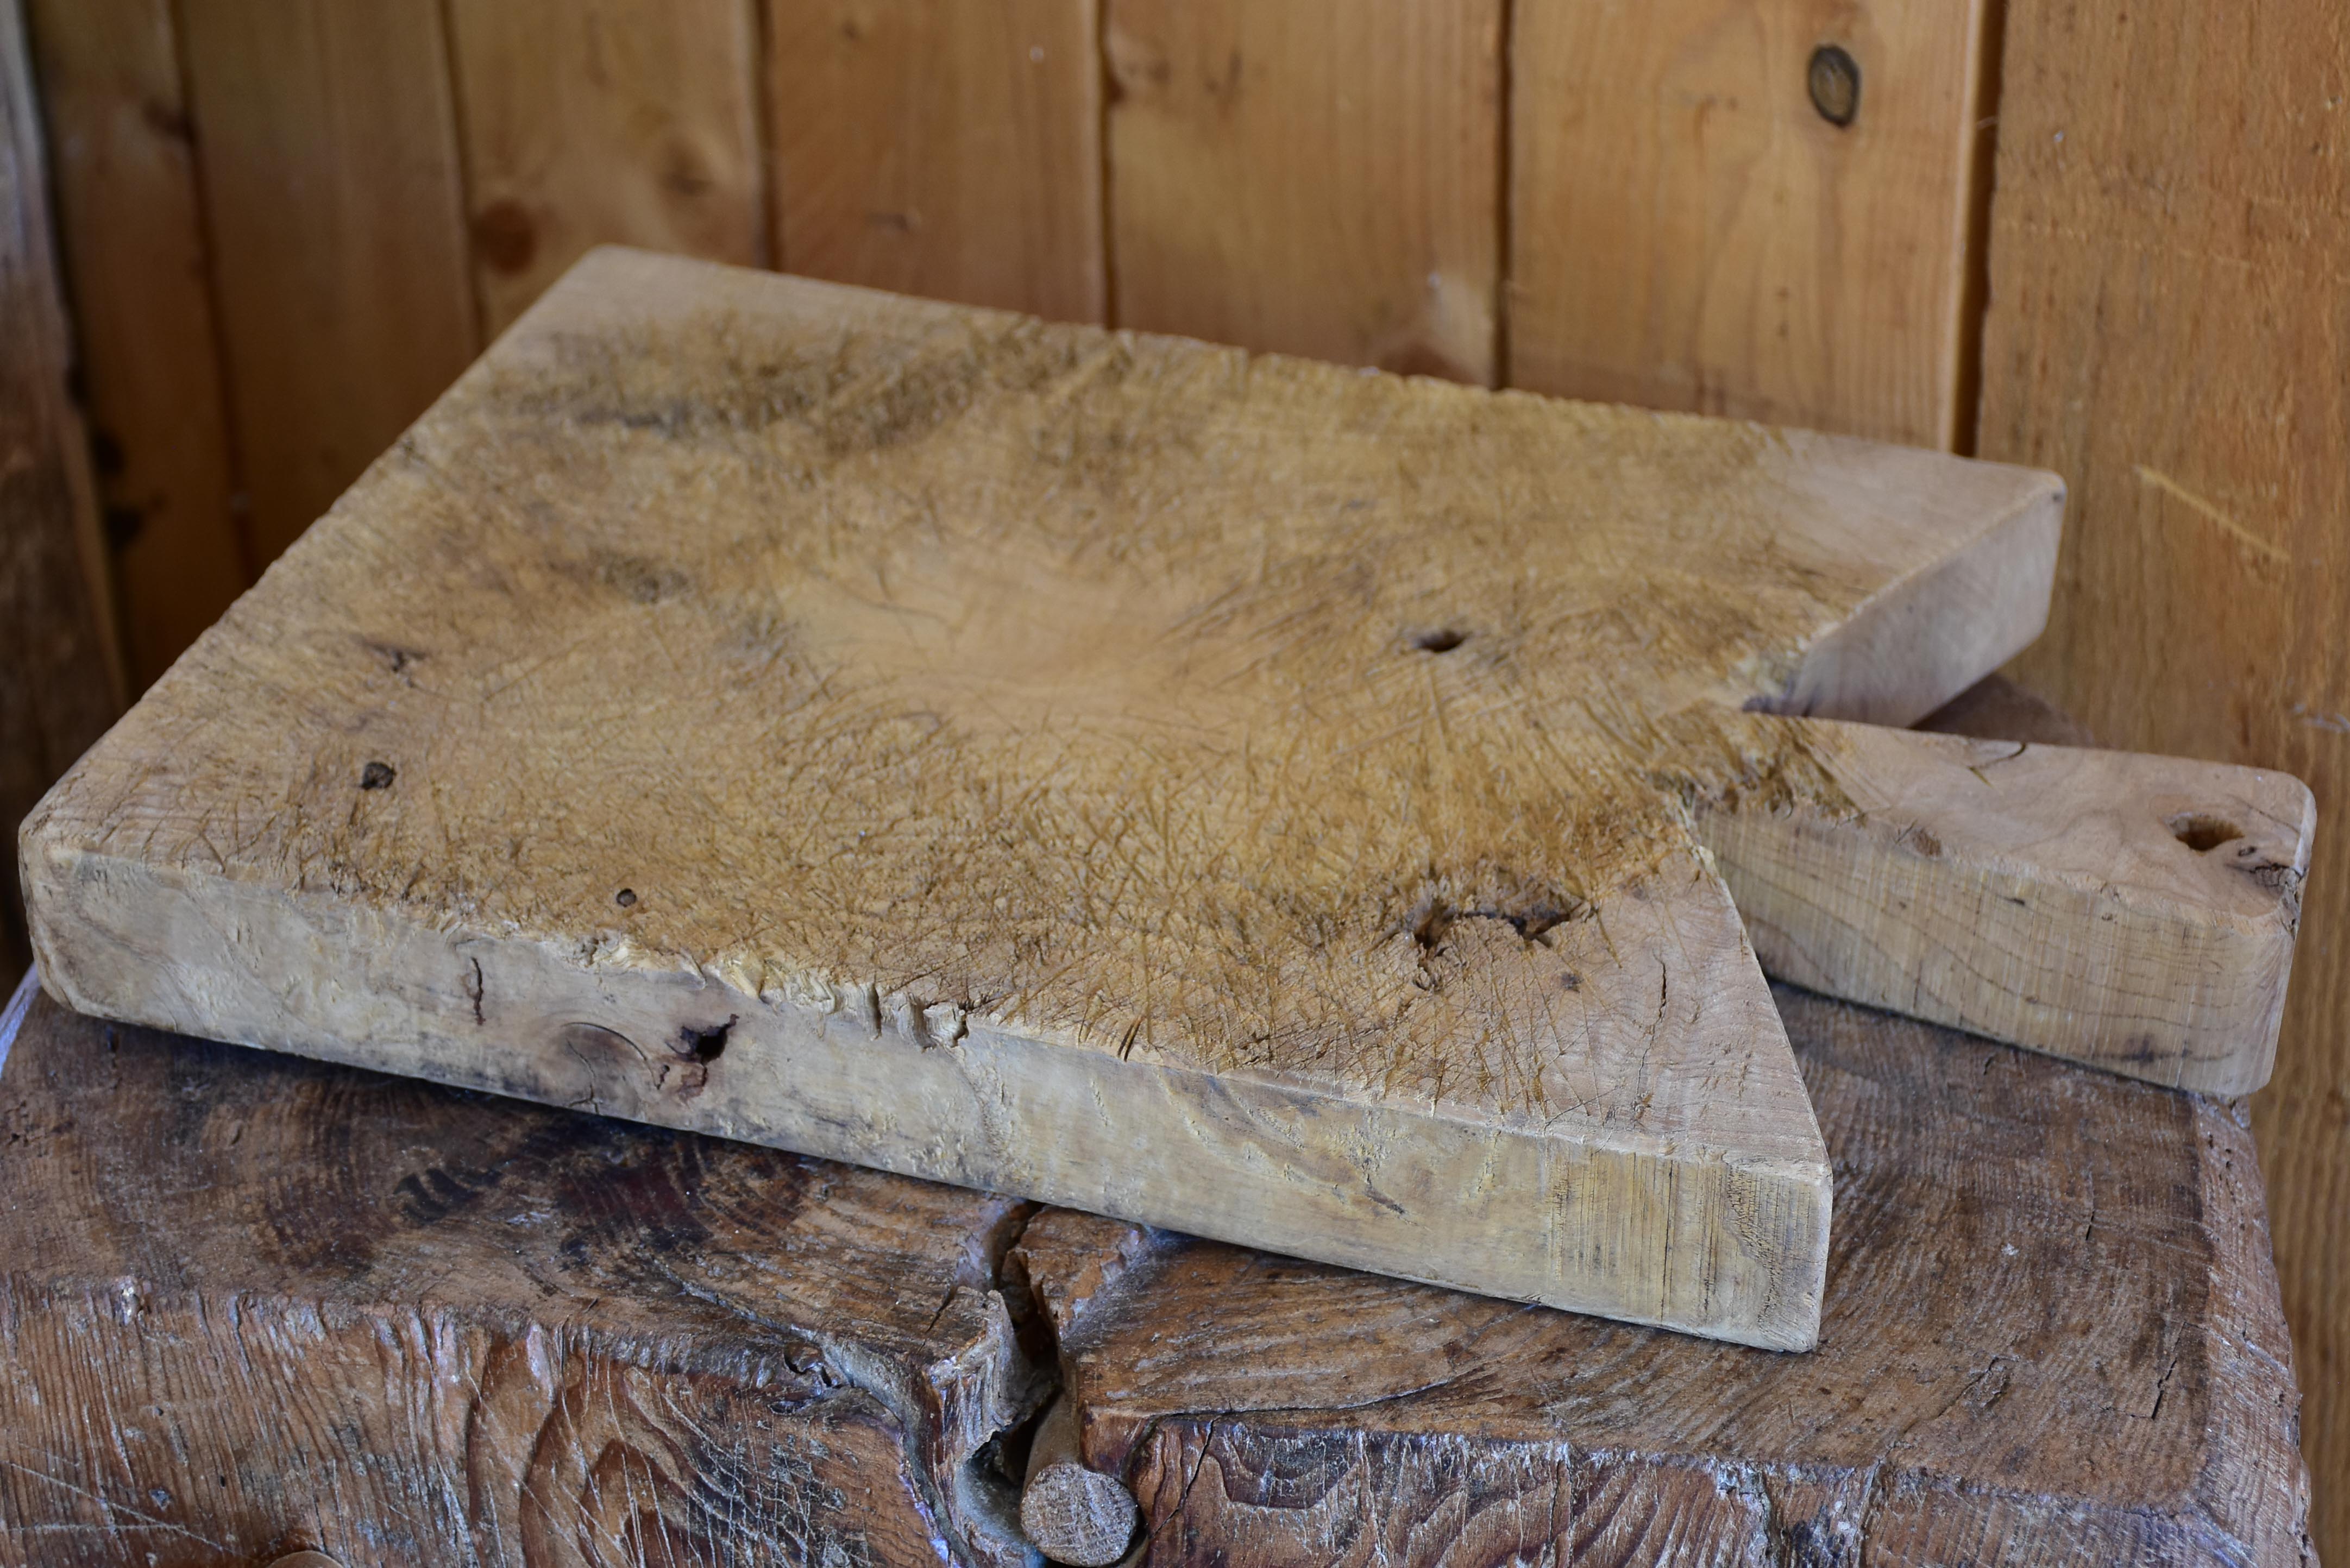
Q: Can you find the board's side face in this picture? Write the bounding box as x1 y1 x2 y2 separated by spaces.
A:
19 248 2059 1345
22 837 1831 1349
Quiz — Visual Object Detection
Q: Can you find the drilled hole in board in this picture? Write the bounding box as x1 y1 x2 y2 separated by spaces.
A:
2168 813 2244 853
1413 628 1468 653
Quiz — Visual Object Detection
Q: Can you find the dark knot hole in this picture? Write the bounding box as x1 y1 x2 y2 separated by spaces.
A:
678 1018 733 1063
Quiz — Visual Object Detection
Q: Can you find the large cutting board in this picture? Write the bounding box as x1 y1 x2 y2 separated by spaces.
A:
21 250 2309 1349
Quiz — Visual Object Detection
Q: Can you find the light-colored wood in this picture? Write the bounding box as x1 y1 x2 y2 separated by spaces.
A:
23 0 249 689
177 0 480 566
0 0 120 987
1105 0 1501 382
1020 1395 1138 1566
21 250 2077 1350
446 0 765 336
1705 723 2313 1093
1509 0 1995 448
1022 986 2314 1566
1977 1 2350 1551
768 0 1103 323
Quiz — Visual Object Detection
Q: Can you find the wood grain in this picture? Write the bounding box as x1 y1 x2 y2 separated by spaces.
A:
447 0 766 335
1021 1395 1139 1566
177 0 480 566
1025 986 2315 1566
1706 721 2314 1093
1975 2 2350 1551
768 0 1103 323
1509 0 1995 448
22 0 249 689
1105 0 1502 383
0 982 1048 1568
4 946 2314 1564
0 0 120 990
20 250 2071 1349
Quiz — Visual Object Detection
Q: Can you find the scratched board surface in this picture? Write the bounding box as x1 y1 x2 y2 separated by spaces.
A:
23 249 2062 1348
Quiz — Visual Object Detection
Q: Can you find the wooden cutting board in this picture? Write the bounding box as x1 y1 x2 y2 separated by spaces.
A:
18 249 2310 1350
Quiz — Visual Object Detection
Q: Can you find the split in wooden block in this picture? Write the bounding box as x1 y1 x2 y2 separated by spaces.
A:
18 250 2305 1349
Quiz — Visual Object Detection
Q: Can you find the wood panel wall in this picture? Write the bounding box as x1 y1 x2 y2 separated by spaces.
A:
1 0 119 990
1977 0 2350 1548
15 0 2347 1556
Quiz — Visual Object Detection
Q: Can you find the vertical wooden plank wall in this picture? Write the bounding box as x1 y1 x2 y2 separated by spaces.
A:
177 0 481 566
769 0 1103 322
447 0 767 337
1 0 120 987
25 0 247 690
1508 0 1996 448
1977 0 2350 1553
1104 0 1503 385
28 0 1989 657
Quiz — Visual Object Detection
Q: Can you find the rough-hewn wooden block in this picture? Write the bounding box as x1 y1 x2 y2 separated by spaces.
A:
0 978 1048 1568
1700 721 2313 1095
0 963 2311 1565
1017 985 2316 1567
21 248 2092 1349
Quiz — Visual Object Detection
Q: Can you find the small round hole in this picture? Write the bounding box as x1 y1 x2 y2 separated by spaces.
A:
359 760 396 790
615 888 638 907
2168 813 2243 853
1413 628 1467 653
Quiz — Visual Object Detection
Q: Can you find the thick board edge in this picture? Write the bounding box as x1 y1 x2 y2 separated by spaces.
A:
1701 721 2313 1093
21 837 1829 1351
1768 463 2064 727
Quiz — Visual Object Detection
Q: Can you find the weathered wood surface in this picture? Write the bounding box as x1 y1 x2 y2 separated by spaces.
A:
1021 1396 1138 1566
0 958 2313 1565
1019 984 2316 1566
21 248 2086 1350
1977 1 2350 1554
0 0 120 990
0 979 1050 1568
1699 722 2314 1095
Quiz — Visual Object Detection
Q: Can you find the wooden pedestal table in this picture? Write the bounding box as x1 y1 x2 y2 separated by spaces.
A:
0 972 2311 1564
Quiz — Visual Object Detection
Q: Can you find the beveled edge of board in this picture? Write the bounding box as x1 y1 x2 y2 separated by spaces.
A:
1762 452 2064 728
